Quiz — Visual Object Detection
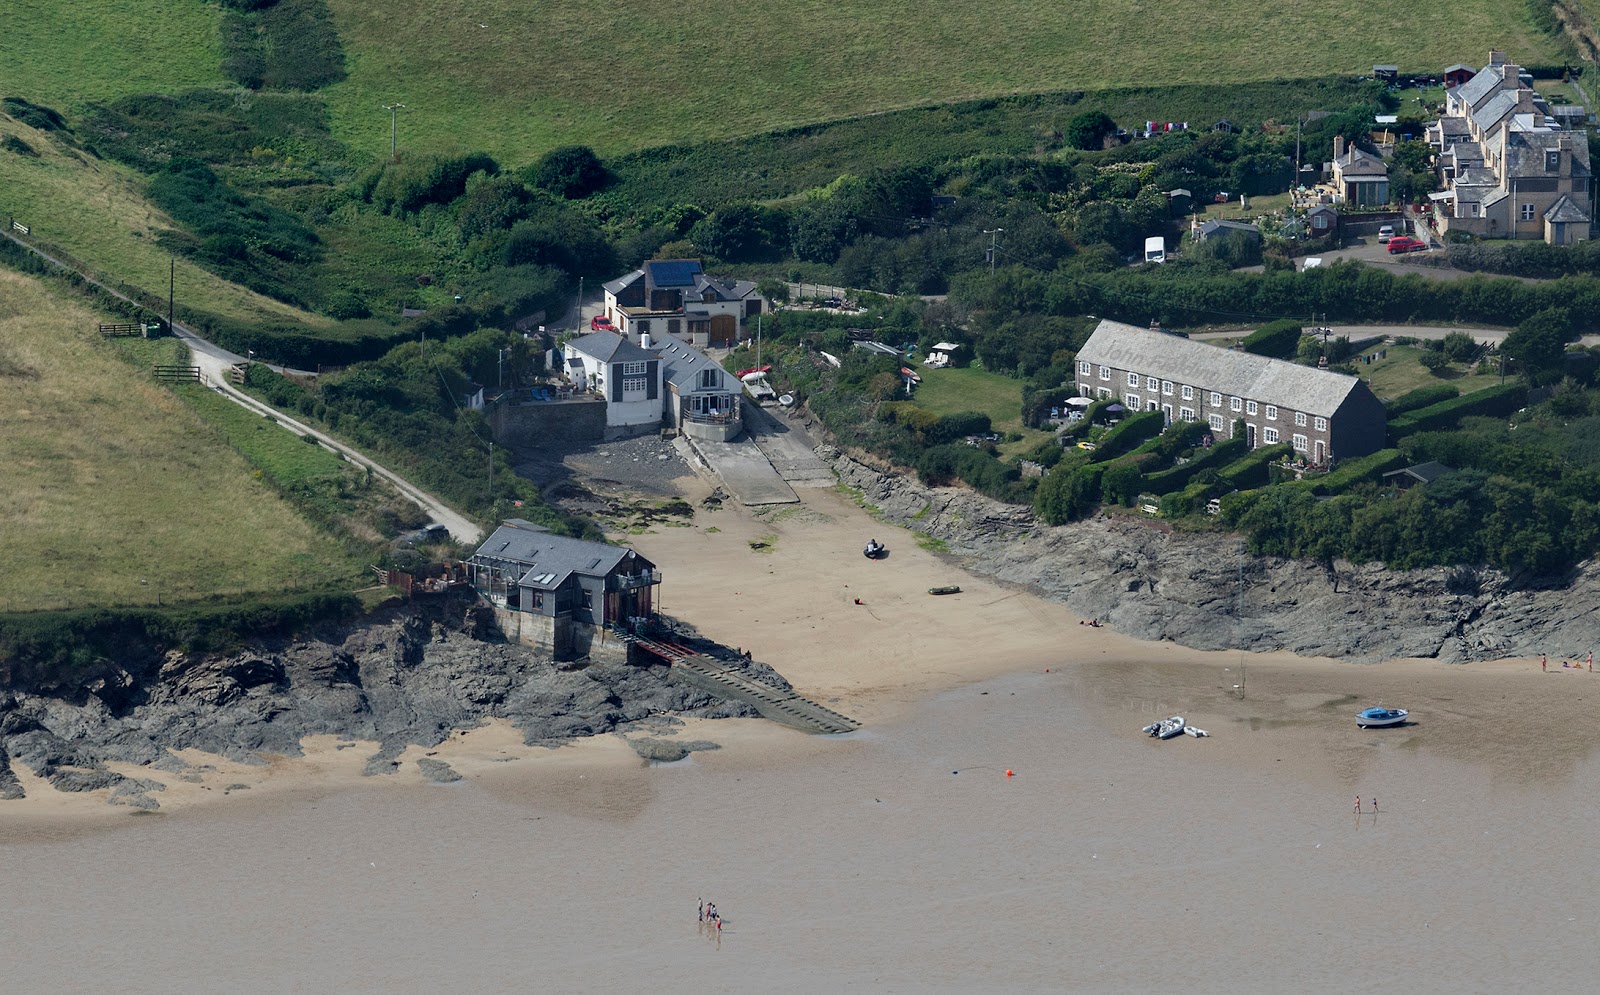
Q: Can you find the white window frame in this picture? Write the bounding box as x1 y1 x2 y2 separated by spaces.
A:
1146 376 1159 391
622 361 647 376
1079 360 1092 374
1230 397 1243 413
1246 400 1258 416
1295 411 1307 427
1098 387 1112 399
1181 385 1193 401
1292 434 1308 452
1265 405 1277 421
1179 407 1196 422
1314 416 1327 431
1128 372 1140 387
1210 391 1222 407
1208 414 1224 431
1162 380 1174 396
1125 394 1141 409
1263 427 1279 444
623 376 647 394
1099 365 1111 381
1521 203 1536 222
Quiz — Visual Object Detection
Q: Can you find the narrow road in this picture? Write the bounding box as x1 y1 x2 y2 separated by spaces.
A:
1192 324 1600 347
3 229 483 544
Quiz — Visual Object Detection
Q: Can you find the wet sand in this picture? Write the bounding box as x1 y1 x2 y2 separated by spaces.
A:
5 482 1600 988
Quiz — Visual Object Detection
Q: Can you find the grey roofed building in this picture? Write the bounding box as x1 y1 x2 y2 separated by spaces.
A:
564 330 658 365
1382 461 1455 487
1546 194 1590 223
1074 319 1387 462
473 519 632 592
1196 219 1262 241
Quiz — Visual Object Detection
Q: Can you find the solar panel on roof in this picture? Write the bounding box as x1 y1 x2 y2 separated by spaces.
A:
646 260 701 287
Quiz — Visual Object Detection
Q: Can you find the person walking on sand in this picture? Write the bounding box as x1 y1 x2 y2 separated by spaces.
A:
1372 797 1379 815
699 898 704 922
1354 795 1361 814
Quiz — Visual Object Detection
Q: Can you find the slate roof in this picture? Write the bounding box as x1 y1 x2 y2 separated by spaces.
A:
1334 148 1388 176
566 330 657 364
655 335 732 393
1545 194 1591 223
1471 91 1519 135
1076 319 1369 418
1383 461 1454 484
471 522 636 590
1506 132 1591 177
1197 219 1261 240
602 269 643 295
1455 65 1510 112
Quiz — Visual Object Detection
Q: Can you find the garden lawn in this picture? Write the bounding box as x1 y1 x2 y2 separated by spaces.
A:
913 365 1053 456
0 268 364 612
1358 343 1502 400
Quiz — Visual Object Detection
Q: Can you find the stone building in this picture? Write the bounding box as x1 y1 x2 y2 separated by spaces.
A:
1073 319 1387 466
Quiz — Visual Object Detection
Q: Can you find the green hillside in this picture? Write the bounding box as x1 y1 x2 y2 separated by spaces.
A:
323 0 1562 159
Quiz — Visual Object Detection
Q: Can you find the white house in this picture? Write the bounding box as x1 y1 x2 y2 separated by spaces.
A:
655 335 742 442
562 331 662 438
602 259 765 349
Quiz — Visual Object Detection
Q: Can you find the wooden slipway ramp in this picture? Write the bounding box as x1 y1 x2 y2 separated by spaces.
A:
633 638 859 735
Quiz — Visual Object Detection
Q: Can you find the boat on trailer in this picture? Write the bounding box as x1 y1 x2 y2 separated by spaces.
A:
1356 707 1408 729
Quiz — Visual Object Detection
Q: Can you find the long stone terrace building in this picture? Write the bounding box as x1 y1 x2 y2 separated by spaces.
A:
1074 319 1386 465
467 519 661 663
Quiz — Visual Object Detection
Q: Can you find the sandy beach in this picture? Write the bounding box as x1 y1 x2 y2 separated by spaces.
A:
5 473 1600 988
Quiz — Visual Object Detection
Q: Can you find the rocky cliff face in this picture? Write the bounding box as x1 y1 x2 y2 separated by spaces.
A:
0 599 772 805
830 450 1600 664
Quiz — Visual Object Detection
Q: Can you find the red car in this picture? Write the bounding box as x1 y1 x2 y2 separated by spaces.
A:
1387 236 1426 254
590 315 615 331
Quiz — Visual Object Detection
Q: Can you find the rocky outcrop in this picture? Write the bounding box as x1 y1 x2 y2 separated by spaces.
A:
831 450 1600 663
0 599 780 801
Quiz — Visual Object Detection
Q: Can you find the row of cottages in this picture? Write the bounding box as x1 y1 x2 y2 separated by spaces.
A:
602 259 765 349
467 519 661 662
563 329 741 442
1426 51 1592 244
1074 319 1386 465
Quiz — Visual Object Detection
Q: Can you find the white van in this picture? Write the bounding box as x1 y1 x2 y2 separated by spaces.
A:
1144 236 1166 263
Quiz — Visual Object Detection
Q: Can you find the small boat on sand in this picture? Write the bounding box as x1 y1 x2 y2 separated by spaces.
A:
1356 707 1408 729
1142 716 1185 739
928 585 962 595
1184 726 1209 738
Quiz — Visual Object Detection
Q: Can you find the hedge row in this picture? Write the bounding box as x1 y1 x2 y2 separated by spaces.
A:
1158 480 1217 518
1241 319 1302 359
1296 448 1407 496
1387 383 1527 441
1219 442 1292 489
1143 435 1248 495
1090 409 1164 460
1386 383 1460 416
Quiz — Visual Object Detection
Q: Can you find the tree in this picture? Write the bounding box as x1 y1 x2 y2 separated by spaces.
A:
1503 307 1571 375
690 203 787 262
1065 111 1117 151
1419 350 1449 374
527 145 609 199
789 197 859 262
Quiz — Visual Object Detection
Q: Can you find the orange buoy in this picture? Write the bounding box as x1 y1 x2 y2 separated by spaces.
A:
1005 770 1014 778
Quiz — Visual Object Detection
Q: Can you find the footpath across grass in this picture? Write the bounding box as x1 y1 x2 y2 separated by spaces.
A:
0 268 364 612
174 383 347 485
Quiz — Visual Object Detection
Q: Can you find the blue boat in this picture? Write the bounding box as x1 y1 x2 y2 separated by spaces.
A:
1356 707 1408 729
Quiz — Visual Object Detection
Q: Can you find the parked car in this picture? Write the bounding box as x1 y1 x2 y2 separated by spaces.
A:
1377 225 1395 243
1386 236 1426 254
590 315 615 331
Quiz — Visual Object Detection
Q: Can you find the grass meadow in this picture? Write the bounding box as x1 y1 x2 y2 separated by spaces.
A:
1360 343 1503 399
0 268 364 612
320 0 1562 161
913 365 1053 456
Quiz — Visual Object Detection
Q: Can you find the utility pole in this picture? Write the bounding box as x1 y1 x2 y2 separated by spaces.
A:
383 103 406 161
755 314 762 369
499 347 506 390
984 228 1004 277
487 440 494 508
577 276 584 329
167 256 175 335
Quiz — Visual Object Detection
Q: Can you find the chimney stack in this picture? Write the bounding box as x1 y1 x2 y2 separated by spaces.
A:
1489 49 1506 66
1502 61 1519 83
1334 135 1346 161
641 332 653 350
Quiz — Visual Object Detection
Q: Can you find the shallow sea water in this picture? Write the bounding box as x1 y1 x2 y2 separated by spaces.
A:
4 666 1598 991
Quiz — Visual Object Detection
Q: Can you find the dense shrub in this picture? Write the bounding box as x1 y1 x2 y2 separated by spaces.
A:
923 411 993 445
1217 442 1291 489
1387 383 1527 441
527 145 610 199
221 0 347 91
1 97 68 132
1241 319 1302 359
1089 409 1163 460
1144 436 1246 494
369 152 499 215
1386 383 1459 416
1299 448 1406 496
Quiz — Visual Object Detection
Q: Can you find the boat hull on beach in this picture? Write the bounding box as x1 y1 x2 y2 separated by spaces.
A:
1356 707 1409 728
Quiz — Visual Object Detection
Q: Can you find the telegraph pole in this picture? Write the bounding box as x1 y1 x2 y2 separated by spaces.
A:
167 256 175 335
383 103 406 161
984 228 1005 277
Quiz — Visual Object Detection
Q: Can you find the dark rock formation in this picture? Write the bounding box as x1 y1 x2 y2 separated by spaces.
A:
0 598 772 802
830 451 1600 664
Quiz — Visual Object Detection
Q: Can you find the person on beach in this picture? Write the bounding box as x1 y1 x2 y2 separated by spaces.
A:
1372 797 1379 814
699 898 704 922
1354 795 1361 814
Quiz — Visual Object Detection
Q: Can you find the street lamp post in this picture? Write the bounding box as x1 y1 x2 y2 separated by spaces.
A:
383 103 406 161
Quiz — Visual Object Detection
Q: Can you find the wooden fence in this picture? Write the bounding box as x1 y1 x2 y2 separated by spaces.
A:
152 365 201 382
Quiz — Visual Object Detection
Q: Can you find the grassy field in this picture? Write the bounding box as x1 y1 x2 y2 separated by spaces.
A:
172 383 348 485
0 111 332 325
319 0 1561 161
912 365 1053 456
1359 344 1503 399
0 268 364 612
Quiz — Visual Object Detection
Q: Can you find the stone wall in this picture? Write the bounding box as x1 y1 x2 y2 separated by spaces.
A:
490 398 607 452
